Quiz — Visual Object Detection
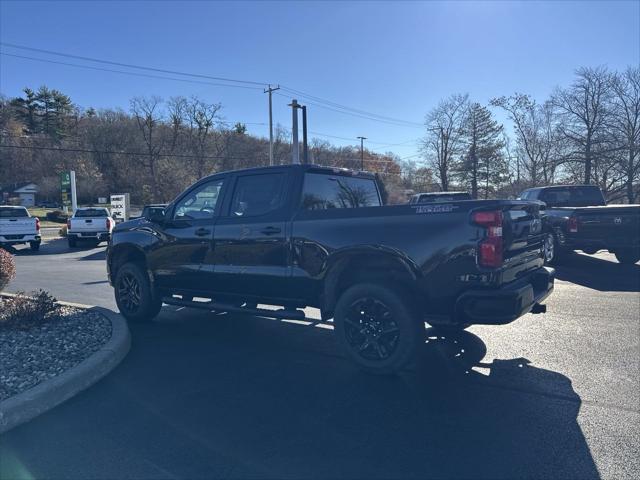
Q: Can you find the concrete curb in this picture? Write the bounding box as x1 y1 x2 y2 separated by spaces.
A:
0 296 130 434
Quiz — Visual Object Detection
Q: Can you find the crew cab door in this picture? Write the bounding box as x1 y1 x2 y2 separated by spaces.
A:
147 177 227 292
207 170 291 300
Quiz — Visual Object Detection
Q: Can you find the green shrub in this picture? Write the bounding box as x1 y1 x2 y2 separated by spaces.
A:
0 248 16 291
0 290 58 329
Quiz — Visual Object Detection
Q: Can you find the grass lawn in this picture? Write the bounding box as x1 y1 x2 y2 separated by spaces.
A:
27 208 67 228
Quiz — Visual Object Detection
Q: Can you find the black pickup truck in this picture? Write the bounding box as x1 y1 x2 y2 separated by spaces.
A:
519 185 640 265
107 164 554 373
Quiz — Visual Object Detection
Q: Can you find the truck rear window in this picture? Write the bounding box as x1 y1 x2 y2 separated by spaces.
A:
75 209 108 218
301 173 381 210
539 187 605 207
0 207 29 218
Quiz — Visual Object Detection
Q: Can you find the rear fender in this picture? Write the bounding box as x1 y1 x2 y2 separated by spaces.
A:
321 246 421 319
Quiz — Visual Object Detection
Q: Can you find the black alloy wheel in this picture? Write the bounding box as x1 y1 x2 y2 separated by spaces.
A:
117 271 142 314
334 283 423 374
343 297 400 362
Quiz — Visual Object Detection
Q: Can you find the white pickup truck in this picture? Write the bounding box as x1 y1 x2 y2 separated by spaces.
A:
0 206 41 251
67 207 114 247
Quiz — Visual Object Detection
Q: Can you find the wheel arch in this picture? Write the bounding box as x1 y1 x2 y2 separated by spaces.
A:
321 247 421 320
108 243 149 284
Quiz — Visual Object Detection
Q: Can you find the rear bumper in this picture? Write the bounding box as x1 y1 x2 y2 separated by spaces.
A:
563 238 639 252
456 267 554 325
559 230 639 251
0 234 41 245
68 232 111 241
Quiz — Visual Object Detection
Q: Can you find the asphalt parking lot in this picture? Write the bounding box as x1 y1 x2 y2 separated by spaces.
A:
1 238 639 479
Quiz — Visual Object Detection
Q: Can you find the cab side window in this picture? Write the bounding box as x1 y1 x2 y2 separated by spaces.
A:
230 173 286 217
173 179 225 220
301 173 381 210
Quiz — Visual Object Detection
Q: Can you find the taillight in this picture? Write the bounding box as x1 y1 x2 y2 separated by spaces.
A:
568 216 578 233
473 210 503 268
35 217 40 232
106 218 112 230
67 219 71 230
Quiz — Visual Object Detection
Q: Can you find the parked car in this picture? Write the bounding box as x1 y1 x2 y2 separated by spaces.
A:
38 201 62 209
107 165 554 373
519 185 640 265
0 206 41 251
67 207 114 247
409 191 472 204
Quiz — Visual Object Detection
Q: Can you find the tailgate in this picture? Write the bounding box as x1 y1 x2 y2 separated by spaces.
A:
71 218 107 232
474 200 544 284
574 206 640 241
0 218 37 236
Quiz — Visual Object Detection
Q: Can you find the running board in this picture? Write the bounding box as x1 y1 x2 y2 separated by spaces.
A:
163 297 307 321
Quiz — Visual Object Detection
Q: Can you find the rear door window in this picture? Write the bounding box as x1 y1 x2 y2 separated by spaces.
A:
230 172 286 217
301 173 381 210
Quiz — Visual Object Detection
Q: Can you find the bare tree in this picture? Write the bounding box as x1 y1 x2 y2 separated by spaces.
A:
551 66 612 185
422 94 469 191
130 96 165 201
491 94 561 186
610 67 640 203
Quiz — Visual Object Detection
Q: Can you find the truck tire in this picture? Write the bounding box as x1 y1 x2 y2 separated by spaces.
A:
544 233 568 265
29 241 41 251
68 237 77 248
114 262 162 322
614 249 640 265
334 283 423 375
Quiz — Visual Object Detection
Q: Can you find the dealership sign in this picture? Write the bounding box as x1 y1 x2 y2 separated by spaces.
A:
110 193 130 222
60 171 77 212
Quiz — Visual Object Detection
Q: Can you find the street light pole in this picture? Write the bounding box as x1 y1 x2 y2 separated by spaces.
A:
264 85 280 166
357 136 367 170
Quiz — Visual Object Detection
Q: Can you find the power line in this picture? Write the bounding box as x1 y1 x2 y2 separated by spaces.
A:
0 143 403 167
2 42 425 135
276 93 423 128
0 143 252 160
280 86 423 127
1 42 424 153
0 42 267 87
0 53 263 91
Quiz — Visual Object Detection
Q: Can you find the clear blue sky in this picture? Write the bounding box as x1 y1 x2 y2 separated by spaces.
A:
1 0 638 160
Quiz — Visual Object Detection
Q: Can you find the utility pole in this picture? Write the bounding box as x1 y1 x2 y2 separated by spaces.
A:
264 85 280 166
289 99 301 164
357 136 367 170
301 105 308 164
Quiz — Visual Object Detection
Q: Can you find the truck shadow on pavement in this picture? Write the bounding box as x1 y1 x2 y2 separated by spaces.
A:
554 252 640 292
0 310 599 480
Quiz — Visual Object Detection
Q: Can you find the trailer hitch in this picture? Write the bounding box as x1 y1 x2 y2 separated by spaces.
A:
531 303 547 314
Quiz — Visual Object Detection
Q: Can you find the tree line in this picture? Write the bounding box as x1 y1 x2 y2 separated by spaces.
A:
0 87 402 204
423 66 640 202
1 65 638 205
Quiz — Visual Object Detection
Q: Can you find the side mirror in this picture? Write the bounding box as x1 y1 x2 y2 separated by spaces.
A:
146 208 166 223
